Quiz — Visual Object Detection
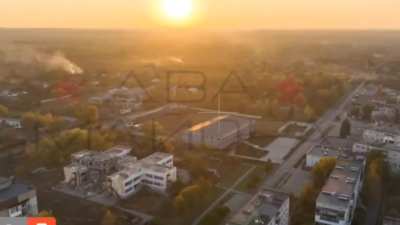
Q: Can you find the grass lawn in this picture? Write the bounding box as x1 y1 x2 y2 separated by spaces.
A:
236 166 268 194
217 163 252 188
235 144 268 158
155 186 225 225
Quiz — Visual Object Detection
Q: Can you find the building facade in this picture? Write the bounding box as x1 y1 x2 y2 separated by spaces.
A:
315 160 365 225
0 177 38 217
108 152 177 199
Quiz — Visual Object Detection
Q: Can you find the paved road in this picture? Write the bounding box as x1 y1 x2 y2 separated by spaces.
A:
263 82 365 189
192 166 256 225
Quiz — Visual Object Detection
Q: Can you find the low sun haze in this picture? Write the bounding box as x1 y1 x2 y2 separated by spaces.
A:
2 0 400 30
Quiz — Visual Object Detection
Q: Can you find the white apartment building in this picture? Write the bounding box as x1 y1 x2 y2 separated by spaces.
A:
315 160 365 225
226 189 290 225
108 152 177 199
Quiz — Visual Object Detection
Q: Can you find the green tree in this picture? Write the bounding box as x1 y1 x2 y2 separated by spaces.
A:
340 119 351 138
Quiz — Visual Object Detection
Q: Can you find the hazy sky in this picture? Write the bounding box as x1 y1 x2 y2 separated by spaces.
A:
2 0 400 30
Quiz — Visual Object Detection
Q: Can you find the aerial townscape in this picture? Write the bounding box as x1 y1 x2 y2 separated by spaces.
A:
2 1 400 225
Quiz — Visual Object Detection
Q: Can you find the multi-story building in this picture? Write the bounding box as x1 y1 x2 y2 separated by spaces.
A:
64 147 177 199
182 114 257 149
226 188 290 225
0 177 38 217
64 146 132 185
108 152 177 199
315 160 365 225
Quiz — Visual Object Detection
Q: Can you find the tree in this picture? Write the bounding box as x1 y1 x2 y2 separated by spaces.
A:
0 104 9 116
362 105 375 121
75 105 99 125
340 119 351 138
304 105 316 121
312 157 337 187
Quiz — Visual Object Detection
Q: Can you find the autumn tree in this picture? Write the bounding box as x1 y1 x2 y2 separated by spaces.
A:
0 104 9 116
304 105 316 121
312 157 337 187
101 210 118 225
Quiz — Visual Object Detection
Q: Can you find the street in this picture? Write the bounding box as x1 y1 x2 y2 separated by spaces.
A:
263 82 365 189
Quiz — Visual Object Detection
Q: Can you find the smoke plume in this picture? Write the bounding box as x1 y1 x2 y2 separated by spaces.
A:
0 45 83 74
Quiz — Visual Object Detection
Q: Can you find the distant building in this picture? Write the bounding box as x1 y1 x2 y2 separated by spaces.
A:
226 188 290 225
362 129 400 146
371 107 397 123
89 87 145 114
0 117 22 129
352 142 400 174
383 215 400 225
0 177 38 217
182 115 256 149
315 160 365 225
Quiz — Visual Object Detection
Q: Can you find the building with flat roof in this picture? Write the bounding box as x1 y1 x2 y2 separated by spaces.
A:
227 188 290 225
182 115 256 149
315 160 365 225
64 146 177 199
0 177 38 217
108 152 176 199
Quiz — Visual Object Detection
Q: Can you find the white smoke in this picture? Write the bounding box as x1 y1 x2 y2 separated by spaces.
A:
0 45 83 74
139 56 185 66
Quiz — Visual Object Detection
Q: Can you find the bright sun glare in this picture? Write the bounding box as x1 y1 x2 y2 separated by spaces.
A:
162 0 193 22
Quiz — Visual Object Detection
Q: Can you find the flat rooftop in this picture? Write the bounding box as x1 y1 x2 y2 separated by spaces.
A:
141 152 173 165
228 189 289 225
262 137 299 163
317 160 364 210
0 178 36 206
185 115 254 138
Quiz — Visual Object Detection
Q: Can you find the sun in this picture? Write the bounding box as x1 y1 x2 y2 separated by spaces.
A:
162 0 193 21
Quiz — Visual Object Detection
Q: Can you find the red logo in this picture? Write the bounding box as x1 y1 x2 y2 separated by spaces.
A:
27 217 57 225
